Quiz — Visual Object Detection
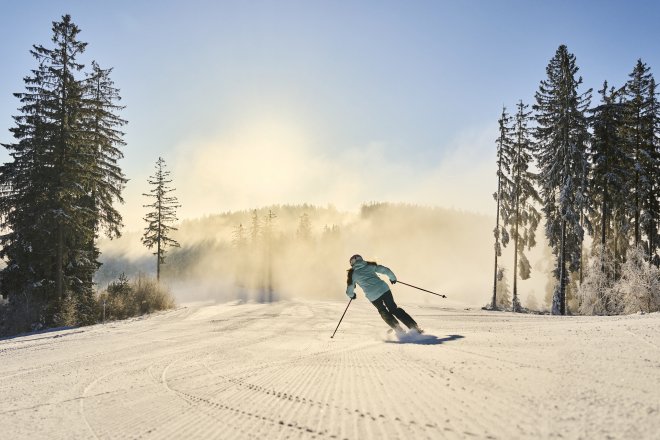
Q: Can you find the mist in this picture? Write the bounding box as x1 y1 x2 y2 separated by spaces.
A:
97 203 550 308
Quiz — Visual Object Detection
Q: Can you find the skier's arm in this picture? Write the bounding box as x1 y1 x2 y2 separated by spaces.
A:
375 265 397 284
346 283 356 299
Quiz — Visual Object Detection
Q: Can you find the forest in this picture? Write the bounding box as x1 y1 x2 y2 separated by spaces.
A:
492 45 659 316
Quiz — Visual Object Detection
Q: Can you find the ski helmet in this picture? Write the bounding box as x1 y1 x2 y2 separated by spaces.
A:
349 254 363 266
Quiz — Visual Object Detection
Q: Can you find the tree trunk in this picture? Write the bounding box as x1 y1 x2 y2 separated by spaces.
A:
513 202 520 312
56 224 64 300
157 239 161 281
559 218 567 315
492 186 501 310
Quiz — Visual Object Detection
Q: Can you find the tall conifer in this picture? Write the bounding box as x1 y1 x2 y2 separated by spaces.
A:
622 60 658 255
505 100 541 312
0 15 126 328
587 82 630 285
142 157 181 281
533 45 591 315
491 107 513 310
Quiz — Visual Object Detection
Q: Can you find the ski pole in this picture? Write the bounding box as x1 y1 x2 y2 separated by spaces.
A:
330 298 353 338
397 281 447 298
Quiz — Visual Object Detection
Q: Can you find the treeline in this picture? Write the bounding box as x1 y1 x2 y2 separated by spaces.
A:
493 45 660 315
0 16 178 335
97 203 494 305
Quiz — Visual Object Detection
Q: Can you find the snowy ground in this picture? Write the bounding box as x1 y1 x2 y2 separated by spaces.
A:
1 298 659 439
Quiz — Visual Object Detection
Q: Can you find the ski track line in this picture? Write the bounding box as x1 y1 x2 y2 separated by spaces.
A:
159 322 412 438
79 367 126 440
76 313 267 438
210 342 438 438
162 351 327 437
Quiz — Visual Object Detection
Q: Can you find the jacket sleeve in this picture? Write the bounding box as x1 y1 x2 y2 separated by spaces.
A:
346 281 356 298
375 265 397 283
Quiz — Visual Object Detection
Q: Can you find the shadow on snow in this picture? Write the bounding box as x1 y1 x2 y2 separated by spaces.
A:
385 333 465 345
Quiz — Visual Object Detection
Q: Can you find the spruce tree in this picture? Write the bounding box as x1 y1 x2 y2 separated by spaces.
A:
643 77 660 265
142 157 181 281
533 45 591 315
587 82 630 286
491 107 513 310
622 60 655 249
505 100 541 312
82 61 127 238
0 15 126 329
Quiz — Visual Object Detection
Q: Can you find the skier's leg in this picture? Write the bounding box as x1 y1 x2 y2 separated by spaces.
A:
371 296 402 330
381 291 422 331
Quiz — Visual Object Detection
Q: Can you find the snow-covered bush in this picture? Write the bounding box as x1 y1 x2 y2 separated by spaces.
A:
524 293 539 312
578 245 660 315
616 246 660 314
578 245 617 315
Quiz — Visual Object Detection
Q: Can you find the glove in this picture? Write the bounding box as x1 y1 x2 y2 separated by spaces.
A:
390 279 397 285
350 294 356 300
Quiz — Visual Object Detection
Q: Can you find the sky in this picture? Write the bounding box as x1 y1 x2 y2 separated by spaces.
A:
1 0 659 231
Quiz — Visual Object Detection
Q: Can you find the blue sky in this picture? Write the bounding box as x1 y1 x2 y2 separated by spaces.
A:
1 1 659 229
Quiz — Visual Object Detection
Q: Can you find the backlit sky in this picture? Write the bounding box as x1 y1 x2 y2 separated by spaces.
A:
1 1 659 230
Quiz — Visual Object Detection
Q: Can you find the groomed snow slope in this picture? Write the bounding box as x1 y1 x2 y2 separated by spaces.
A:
1 299 659 439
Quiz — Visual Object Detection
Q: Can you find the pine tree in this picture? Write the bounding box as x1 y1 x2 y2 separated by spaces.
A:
491 107 513 310
0 15 126 329
587 82 630 284
142 157 181 281
643 77 660 265
82 61 127 238
622 60 655 250
504 100 541 312
533 45 591 315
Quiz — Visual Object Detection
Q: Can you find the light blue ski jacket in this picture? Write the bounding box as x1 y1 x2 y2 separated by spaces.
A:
346 260 397 302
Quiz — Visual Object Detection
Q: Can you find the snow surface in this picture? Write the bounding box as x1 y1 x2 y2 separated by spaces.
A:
1 299 659 439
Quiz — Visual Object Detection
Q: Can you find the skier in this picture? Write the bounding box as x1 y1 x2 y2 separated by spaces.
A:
346 254 423 334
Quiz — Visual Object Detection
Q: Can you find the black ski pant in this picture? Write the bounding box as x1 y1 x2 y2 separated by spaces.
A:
370 290 418 330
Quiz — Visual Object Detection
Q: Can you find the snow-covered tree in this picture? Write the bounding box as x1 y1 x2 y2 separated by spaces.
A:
622 60 656 250
533 45 591 315
642 77 660 265
502 100 541 312
491 107 513 310
142 157 181 281
587 82 631 279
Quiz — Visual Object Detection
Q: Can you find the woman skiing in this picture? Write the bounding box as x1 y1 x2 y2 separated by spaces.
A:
346 254 423 334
